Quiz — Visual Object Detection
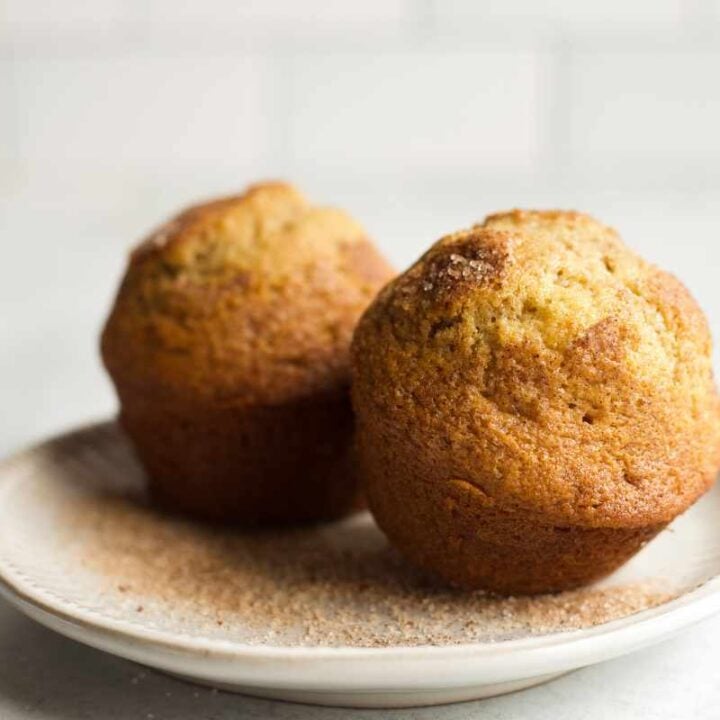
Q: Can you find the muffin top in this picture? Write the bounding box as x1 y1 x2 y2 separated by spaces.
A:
102 182 393 405
133 182 373 283
352 210 720 527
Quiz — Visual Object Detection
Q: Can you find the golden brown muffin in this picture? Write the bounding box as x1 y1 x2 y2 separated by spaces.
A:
102 182 393 524
352 210 720 594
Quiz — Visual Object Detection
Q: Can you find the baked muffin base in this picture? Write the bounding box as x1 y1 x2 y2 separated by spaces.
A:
365 455 667 596
118 389 361 525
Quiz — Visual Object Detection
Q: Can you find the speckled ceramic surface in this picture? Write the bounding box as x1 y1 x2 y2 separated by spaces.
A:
0 422 719 708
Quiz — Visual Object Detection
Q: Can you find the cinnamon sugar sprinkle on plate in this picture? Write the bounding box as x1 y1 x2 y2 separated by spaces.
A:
62 493 675 648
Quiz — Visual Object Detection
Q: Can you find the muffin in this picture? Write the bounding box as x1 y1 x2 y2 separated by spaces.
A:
102 182 393 524
351 210 720 594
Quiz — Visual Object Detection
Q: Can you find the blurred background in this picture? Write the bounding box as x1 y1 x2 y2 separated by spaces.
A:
1 0 720 455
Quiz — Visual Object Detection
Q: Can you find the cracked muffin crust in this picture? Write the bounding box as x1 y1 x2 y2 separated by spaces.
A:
102 182 394 524
351 210 720 594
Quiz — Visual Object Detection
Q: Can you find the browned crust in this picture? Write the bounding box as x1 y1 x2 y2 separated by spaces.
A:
351 209 720 593
483 208 598 228
101 182 394 524
131 181 301 264
118 388 360 525
361 436 665 594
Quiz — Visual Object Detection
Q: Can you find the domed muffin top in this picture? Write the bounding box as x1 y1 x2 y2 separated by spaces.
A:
352 210 720 528
102 182 393 405
132 182 374 284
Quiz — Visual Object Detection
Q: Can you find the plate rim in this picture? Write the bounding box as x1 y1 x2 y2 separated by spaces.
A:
1 420 720 677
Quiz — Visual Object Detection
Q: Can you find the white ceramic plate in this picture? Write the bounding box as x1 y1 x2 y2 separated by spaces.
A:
1 421 720 708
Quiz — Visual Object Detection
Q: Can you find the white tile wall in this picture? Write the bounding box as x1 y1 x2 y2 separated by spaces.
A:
288 51 543 172
568 51 720 173
1 0 125 41
130 0 414 39
0 59 17 163
435 0 688 34
9 55 267 166
2 0 720 454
